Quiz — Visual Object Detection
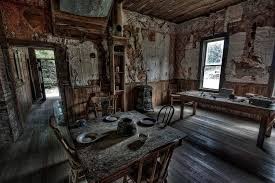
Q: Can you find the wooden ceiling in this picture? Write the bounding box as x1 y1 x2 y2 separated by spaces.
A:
123 0 244 23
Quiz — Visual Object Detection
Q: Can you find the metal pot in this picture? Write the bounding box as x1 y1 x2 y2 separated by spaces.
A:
117 117 136 137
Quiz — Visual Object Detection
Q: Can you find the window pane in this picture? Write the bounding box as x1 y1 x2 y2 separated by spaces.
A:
202 66 221 90
205 40 224 66
35 50 55 59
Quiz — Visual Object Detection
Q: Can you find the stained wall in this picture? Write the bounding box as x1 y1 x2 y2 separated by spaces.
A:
175 0 275 96
123 10 176 109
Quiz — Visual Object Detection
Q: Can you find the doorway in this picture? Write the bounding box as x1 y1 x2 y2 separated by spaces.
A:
34 49 60 99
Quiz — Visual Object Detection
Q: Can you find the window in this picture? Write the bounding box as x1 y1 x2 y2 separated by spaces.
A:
200 38 225 90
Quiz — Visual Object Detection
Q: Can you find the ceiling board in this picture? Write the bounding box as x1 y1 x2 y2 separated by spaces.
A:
123 0 244 23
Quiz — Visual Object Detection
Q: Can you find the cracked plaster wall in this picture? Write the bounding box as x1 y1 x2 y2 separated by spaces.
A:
123 10 176 84
175 0 275 85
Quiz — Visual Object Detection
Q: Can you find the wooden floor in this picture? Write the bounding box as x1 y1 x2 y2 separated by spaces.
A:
1 101 275 182
149 106 275 183
0 97 69 183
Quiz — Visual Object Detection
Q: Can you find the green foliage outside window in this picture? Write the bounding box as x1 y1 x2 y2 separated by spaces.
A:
207 44 223 64
35 50 55 59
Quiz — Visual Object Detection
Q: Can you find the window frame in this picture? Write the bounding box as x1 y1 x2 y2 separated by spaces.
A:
268 44 275 99
198 34 229 92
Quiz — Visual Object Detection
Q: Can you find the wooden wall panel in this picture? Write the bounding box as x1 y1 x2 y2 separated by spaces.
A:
9 47 33 124
223 82 268 97
64 85 103 123
64 80 170 123
176 79 269 97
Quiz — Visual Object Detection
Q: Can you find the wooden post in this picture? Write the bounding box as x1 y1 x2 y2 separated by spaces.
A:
180 99 184 120
192 102 197 115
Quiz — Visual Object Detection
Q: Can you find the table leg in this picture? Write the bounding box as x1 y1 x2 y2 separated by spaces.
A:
192 102 197 115
180 101 184 120
170 96 173 105
265 116 273 137
257 116 268 148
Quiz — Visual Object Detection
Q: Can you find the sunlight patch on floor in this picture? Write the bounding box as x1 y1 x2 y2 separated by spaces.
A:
46 87 60 98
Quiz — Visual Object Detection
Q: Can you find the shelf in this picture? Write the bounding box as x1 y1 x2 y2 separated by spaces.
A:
111 42 126 111
115 90 124 93
112 36 128 45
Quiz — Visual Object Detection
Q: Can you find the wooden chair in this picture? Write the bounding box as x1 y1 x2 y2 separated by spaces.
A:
168 84 181 105
85 94 117 119
49 116 86 183
157 105 175 128
127 142 177 183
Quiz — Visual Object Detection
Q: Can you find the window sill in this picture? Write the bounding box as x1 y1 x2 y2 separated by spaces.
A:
198 88 219 93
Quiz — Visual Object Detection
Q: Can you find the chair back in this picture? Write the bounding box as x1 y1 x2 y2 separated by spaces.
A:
157 105 175 127
168 84 178 94
86 94 117 119
100 95 116 116
49 116 81 169
132 142 176 183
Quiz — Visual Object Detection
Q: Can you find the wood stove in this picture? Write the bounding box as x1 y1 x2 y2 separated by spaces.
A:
136 85 154 112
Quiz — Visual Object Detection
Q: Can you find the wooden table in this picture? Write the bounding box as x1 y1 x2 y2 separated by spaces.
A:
70 111 186 183
179 91 275 149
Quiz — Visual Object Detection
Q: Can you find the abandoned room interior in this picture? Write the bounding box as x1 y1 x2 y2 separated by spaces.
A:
0 0 275 183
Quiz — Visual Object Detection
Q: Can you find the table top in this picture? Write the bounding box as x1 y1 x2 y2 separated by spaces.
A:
179 90 275 112
70 111 187 182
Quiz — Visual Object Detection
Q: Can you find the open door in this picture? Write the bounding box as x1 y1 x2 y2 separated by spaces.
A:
36 59 46 101
34 49 60 100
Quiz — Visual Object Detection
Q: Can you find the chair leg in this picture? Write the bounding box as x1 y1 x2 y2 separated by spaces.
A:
69 173 72 183
70 169 79 183
123 175 128 183
69 169 74 183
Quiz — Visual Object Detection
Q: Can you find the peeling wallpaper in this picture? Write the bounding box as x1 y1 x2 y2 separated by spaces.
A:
175 0 275 85
123 10 176 83
67 41 99 87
